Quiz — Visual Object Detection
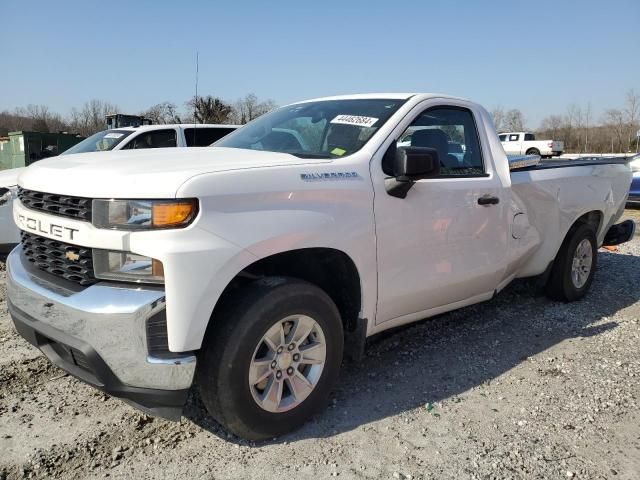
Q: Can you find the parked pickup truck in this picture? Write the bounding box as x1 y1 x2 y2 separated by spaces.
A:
62 123 239 154
7 93 634 440
499 131 564 158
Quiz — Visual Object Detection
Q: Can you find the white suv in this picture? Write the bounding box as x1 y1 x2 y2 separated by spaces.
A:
62 124 239 154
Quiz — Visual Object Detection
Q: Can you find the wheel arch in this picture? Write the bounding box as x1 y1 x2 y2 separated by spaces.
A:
205 247 366 360
550 209 603 271
567 209 604 239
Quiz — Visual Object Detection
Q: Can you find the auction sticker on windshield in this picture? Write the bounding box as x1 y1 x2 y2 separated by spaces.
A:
104 133 124 139
331 115 378 128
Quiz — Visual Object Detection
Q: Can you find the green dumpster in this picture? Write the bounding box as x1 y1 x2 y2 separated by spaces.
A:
0 131 85 171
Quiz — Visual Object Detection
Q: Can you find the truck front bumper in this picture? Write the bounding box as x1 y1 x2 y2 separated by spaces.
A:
6 246 196 420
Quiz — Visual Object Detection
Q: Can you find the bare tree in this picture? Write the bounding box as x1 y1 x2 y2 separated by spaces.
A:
539 115 564 138
491 106 505 132
564 104 581 152
231 93 277 124
503 109 526 132
572 105 587 153
186 96 233 124
14 104 67 133
20 105 51 132
0 105 68 135
0 110 30 135
603 109 626 153
68 100 118 136
625 89 639 152
142 102 181 124
583 103 592 153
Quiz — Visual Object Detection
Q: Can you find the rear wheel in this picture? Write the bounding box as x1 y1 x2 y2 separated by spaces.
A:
526 148 541 156
197 277 343 440
545 224 597 301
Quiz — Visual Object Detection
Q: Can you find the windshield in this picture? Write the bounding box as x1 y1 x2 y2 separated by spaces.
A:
62 130 133 155
216 99 406 158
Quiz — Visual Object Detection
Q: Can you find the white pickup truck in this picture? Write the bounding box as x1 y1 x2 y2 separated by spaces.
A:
499 131 564 158
6 93 634 440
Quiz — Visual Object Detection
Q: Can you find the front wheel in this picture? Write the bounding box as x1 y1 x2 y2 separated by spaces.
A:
196 278 344 440
545 224 597 301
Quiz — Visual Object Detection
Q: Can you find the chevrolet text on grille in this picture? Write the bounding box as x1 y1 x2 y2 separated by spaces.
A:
16 214 79 240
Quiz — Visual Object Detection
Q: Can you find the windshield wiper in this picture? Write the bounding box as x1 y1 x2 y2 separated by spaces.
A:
288 152 332 159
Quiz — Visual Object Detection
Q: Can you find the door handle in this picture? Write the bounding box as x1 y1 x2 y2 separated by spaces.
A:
478 195 500 206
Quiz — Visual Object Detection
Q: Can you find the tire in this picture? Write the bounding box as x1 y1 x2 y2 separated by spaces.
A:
196 277 344 440
526 148 541 156
545 223 597 302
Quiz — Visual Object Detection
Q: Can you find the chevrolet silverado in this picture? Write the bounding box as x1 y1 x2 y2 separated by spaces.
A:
6 93 634 440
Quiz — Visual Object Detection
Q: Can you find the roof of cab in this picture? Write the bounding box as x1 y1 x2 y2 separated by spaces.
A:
292 92 471 104
115 124 241 132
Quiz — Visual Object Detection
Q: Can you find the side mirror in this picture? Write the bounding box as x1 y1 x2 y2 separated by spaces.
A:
385 146 440 198
394 146 440 180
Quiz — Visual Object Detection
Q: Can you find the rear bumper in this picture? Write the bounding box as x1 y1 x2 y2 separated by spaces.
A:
6 246 197 420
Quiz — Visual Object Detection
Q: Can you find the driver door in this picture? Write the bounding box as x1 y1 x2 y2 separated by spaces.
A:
371 101 509 325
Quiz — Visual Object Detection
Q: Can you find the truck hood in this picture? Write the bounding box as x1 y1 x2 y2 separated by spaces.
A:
0 167 25 188
18 147 331 198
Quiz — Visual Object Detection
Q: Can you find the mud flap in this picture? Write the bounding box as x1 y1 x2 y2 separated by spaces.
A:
344 317 368 362
603 220 636 246
534 260 555 295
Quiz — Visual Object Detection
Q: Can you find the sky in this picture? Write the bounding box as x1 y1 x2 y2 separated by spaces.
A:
1 0 638 128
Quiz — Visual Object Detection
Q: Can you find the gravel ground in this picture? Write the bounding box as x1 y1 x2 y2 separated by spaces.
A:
1 210 639 480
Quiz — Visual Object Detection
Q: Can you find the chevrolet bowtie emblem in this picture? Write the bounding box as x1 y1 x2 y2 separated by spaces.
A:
65 250 80 262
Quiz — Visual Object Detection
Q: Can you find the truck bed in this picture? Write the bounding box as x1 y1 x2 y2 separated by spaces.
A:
508 158 631 277
511 157 630 172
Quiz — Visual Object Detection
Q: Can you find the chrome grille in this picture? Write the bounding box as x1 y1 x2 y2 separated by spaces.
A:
18 188 92 221
21 231 96 286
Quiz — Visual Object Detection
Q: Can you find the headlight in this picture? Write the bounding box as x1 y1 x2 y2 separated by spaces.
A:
93 250 164 284
92 199 198 230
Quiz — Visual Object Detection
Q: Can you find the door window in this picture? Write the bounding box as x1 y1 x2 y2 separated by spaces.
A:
498 134 507 141
184 127 236 146
122 129 177 149
395 106 485 176
508 134 519 141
